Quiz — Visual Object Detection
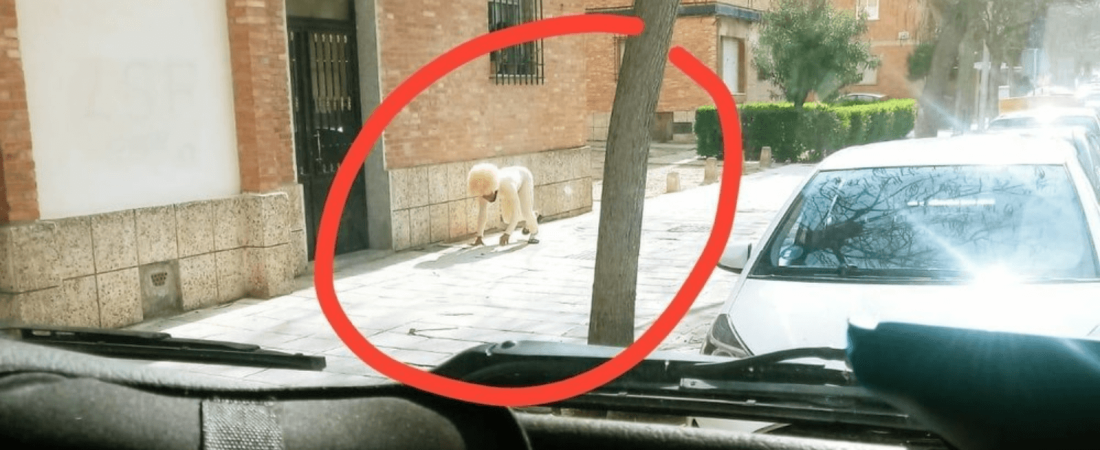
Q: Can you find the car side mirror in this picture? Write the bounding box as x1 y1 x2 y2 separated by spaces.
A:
718 242 752 273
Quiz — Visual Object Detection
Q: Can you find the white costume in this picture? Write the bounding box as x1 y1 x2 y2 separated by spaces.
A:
467 163 539 244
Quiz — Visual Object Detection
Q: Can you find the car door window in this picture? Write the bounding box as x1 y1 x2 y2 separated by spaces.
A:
1087 134 1100 198
1053 116 1100 136
1069 137 1100 195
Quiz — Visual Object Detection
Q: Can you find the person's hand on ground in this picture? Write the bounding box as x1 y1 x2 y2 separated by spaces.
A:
473 236 484 247
499 233 510 246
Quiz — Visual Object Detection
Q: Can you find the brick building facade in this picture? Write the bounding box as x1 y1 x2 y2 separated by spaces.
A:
835 0 927 100
585 0 775 142
372 0 593 252
0 0 306 329
0 0 593 329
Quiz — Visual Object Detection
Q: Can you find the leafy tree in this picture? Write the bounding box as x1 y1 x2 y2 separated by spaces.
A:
753 0 879 109
913 0 1093 137
912 0 974 137
908 40 937 81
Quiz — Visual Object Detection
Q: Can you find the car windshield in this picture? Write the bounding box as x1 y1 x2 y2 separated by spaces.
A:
752 165 1100 281
10 0 1100 447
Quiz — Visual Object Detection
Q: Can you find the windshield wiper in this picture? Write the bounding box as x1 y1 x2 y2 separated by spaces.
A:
761 266 967 281
838 264 859 277
674 346 849 379
431 340 923 432
1 326 326 371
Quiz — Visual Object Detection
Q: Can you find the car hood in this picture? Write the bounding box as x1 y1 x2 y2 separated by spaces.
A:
728 278 1100 356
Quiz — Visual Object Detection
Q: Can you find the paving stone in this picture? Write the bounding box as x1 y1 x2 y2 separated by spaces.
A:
203 314 289 331
254 305 322 322
271 336 346 355
212 330 303 347
382 348 454 367
163 323 241 340
404 337 490 354
322 356 386 377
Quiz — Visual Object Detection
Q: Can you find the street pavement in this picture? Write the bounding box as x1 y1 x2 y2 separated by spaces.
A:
589 141 764 201
127 160 815 388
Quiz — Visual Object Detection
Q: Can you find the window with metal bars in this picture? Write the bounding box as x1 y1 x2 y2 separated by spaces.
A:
488 0 544 84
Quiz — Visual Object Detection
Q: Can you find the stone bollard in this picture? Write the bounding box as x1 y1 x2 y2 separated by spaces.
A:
667 171 681 193
760 146 773 168
703 157 718 184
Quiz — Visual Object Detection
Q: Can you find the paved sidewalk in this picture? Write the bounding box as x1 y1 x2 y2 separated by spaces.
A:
128 163 814 388
588 141 761 202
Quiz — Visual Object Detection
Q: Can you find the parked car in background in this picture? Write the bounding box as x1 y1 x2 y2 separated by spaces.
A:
833 92 889 104
1029 85 1077 97
1077 87 1100 117
987 106 1100 136
1077 82 1100 95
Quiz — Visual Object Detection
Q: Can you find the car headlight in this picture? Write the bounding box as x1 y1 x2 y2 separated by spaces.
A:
702 313 752 358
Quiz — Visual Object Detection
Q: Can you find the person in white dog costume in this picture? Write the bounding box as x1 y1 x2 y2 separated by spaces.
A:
467 163 540 246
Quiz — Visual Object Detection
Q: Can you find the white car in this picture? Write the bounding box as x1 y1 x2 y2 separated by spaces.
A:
1077 89 1100 118
987 106 1100 137
704 134 1100 360
694 133 1100 432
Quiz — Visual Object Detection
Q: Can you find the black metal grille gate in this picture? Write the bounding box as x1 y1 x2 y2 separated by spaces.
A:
288 17 370 260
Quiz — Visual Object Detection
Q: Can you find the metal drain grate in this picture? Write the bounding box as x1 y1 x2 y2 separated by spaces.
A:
151 272 168 287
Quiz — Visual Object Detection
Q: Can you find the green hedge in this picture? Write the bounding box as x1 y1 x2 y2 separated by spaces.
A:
695 106 722 159
696 99 917 163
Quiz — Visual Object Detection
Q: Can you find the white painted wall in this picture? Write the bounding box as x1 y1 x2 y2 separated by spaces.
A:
17 0 241 219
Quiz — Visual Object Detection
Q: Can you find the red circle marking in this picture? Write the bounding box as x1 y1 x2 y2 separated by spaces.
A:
314 14 744 407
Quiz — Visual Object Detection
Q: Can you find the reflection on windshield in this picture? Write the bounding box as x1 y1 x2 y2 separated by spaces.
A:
753 165 1099 281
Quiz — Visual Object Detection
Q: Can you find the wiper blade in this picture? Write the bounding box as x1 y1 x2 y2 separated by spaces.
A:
673 347 849 381
434 342 851 388
432 340 711 386
1 326 326 371
764 266 967 281
832 265 971 279
837 264 859 277
432 340 923 431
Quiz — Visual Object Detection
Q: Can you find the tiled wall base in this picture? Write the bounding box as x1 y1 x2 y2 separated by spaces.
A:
389 146 594 250
0 184 309 329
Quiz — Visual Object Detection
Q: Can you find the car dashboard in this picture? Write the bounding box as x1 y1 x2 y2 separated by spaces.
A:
10 320 1099 450
2 337 921 450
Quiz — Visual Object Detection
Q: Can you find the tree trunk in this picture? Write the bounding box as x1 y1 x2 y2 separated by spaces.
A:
954 29 980 134
915 2 970 138
588 0 680 347
985 58 1003 126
